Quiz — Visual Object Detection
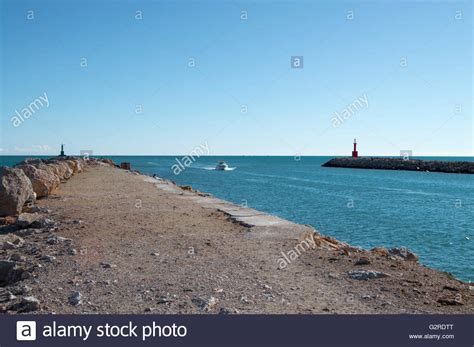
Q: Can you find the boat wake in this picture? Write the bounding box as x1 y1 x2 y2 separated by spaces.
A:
192 164 236 171
198 166 236 171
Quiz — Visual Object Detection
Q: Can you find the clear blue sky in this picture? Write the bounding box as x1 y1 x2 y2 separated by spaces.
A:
1 0 472 156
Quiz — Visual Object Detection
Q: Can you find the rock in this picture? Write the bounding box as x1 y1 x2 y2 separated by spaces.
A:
305 231 348 251
38 218 57 229
16 213 42 228
355 257 371 265
22 205 51 214
47 161 73 180
0 216 18 225
0 241 16 250
97 158 115 167
84 279 96 288
322 157 474 174
68 291 82 306
9 254 26 262
46 236 71 245
46 163 62 179
68 248 78 255
442 285 460 292
60 162 74 179
218 307 239 314
0 167 35 216
73 160 83 173
64 160 78 173
100 262 116 269
0 234 25 249
0 290 16 303
16 164 60 198
40 255 56 263
192 296 218 311
10 285 32 295
14 228 42 237
326 272 340 279
240 295 252 304
23 242 41 254
388 248 419 262
157 295 174 304
16 213 56 230
11 296 40 313
370 247 390 257
437 295 463 306
348 269 390 281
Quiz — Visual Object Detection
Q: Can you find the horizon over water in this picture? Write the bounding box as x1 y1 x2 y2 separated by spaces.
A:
1 155 473 282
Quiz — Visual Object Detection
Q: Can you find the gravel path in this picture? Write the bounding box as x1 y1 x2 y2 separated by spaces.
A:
1 165 472 314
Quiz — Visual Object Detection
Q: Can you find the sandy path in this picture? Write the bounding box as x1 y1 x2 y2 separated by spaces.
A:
16 165 473 314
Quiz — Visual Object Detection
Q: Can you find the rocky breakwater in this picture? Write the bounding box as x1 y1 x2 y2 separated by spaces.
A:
322 157 474 174
301 230 468 306
0 157 116 313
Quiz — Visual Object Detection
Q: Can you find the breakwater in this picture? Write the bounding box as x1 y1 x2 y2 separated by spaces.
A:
322 157 474 174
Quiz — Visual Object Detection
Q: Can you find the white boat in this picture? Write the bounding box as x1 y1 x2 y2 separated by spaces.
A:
215 160 229 171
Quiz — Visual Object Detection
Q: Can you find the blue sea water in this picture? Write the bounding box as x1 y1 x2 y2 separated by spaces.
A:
1 155 473 282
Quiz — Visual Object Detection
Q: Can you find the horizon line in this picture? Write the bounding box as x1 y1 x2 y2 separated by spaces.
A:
1 154 473 158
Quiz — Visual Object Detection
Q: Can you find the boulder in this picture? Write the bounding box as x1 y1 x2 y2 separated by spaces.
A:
73 159 83 173
16 164 60 198
46 161 72 180
0 167 35 217
59 162 74 179
0 260 25 286
46 163 59 175
16 158 44 166
64 160 77 173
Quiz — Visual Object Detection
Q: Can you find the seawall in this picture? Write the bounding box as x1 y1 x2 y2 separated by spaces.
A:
322 157 474 174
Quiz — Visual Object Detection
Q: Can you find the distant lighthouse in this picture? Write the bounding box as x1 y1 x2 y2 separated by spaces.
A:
352 139 358 158
59 144 66 157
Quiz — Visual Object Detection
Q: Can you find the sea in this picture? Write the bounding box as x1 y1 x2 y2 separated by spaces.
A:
1 155 473 282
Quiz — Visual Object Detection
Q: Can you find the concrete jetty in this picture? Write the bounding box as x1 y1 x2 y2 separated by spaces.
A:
0 159 472 314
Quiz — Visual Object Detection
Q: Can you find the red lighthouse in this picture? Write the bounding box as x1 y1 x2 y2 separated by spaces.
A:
352 138 358 158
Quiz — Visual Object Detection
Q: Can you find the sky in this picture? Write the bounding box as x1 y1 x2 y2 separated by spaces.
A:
0 0 472 156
